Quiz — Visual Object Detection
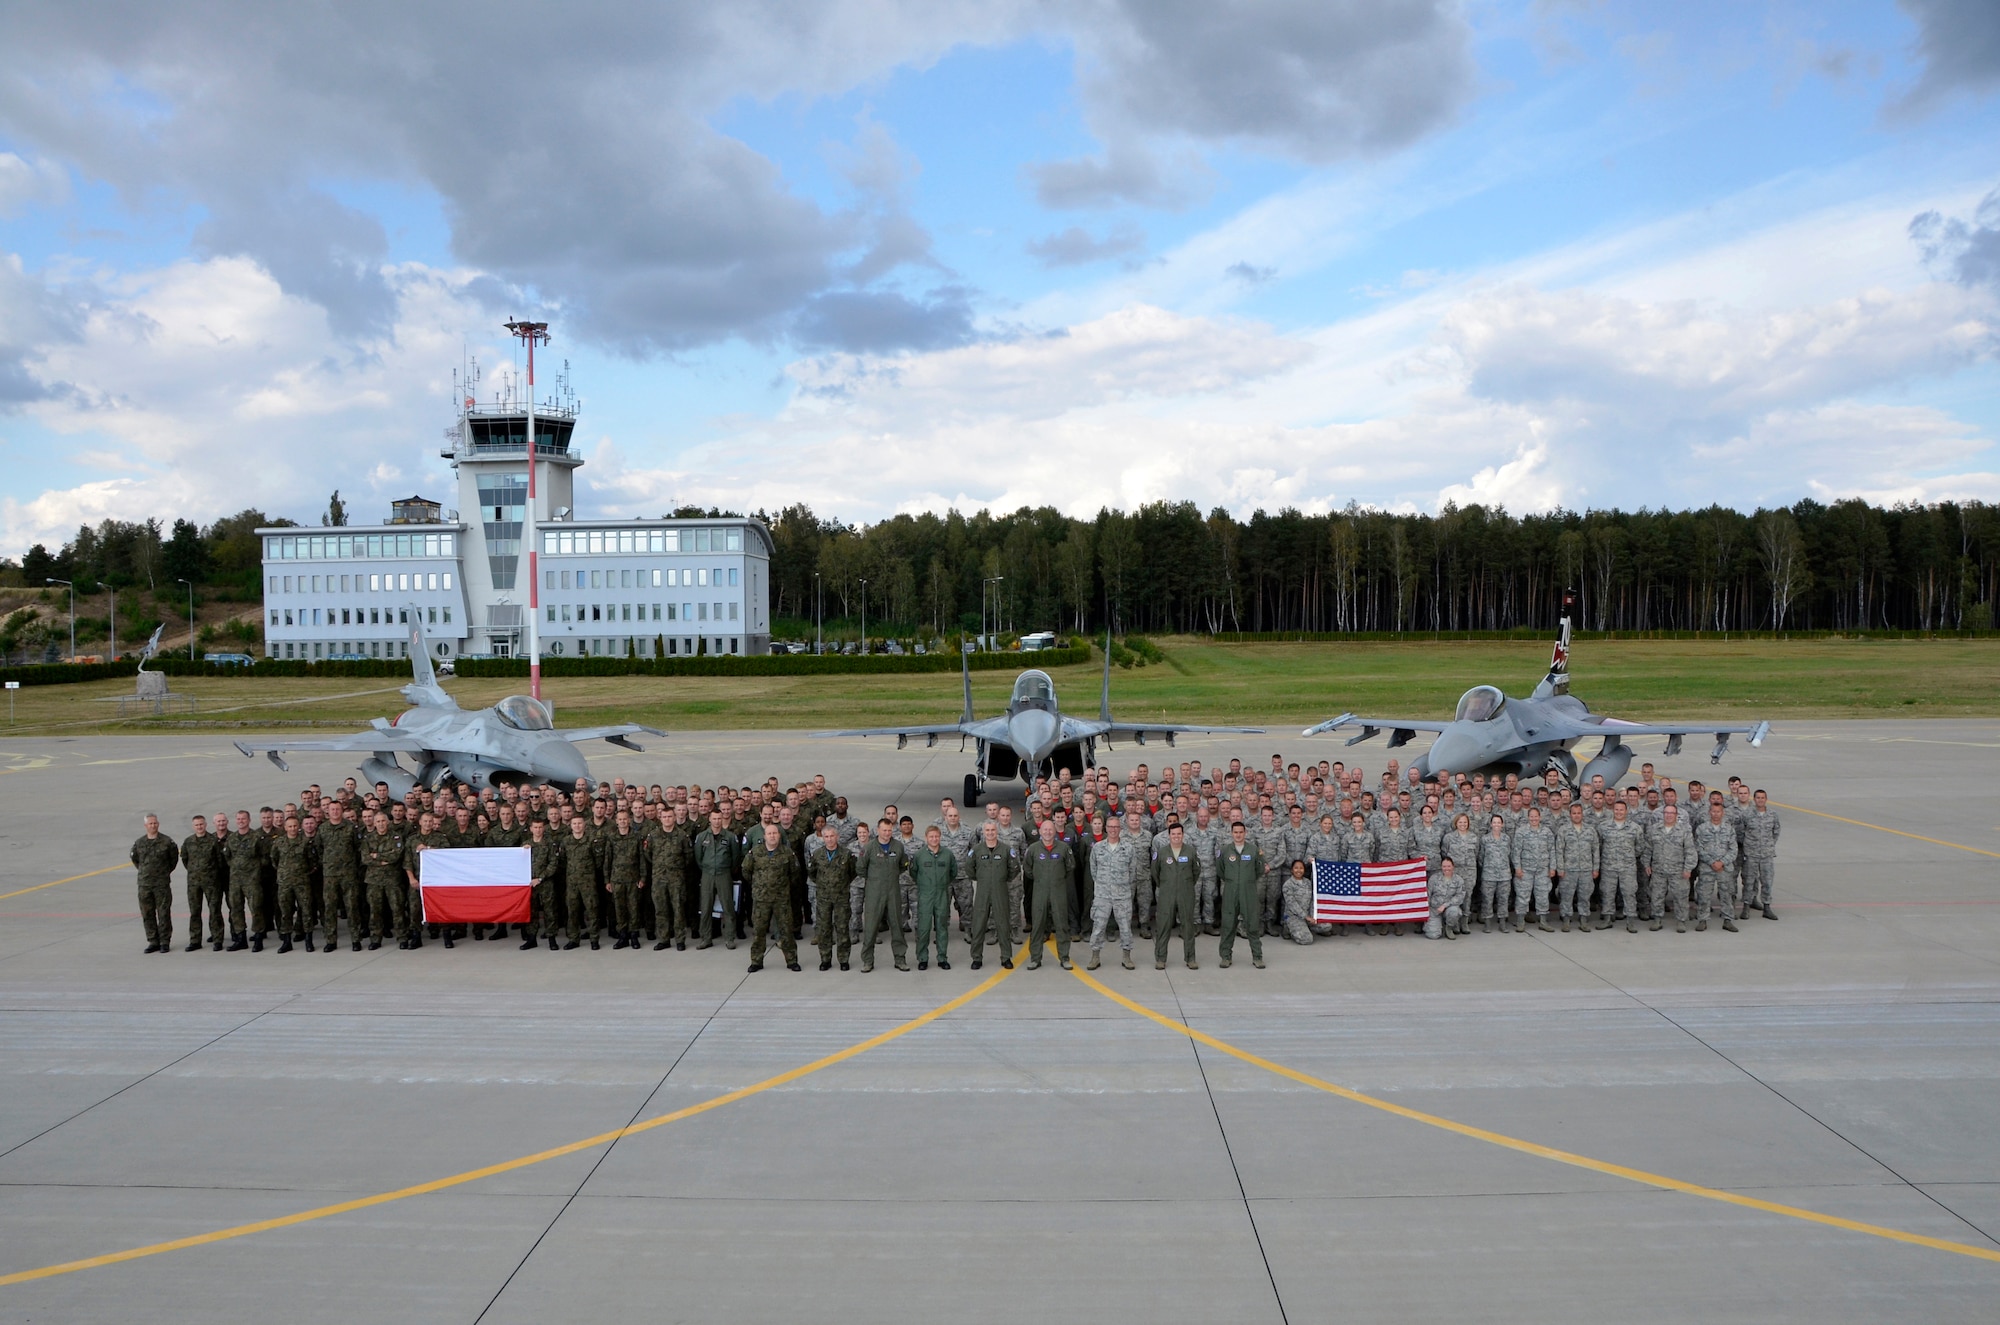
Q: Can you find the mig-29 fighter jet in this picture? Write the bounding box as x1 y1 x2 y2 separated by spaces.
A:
815 634 1263 806
231 609 663 797
1302 600 1769 787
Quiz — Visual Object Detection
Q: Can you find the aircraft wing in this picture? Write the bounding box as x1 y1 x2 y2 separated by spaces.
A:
1300 713 1451 739
811 718 1005 743
1546 715 1771 757
1070 717 1266 744
557 723 666 746
234 731 429 757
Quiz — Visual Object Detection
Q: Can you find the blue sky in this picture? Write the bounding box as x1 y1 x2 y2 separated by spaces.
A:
0 0 1996 554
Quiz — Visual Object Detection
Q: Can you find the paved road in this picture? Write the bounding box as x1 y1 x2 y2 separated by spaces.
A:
1 722 1997 1321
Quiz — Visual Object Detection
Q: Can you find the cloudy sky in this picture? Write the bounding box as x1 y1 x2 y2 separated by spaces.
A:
1 0 1997 552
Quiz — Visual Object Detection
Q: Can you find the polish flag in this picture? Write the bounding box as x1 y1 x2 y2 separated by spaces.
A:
419 847 533 925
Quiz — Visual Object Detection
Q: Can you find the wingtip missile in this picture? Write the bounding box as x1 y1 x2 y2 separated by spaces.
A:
1750 720 1771 748
1300 712 1354 738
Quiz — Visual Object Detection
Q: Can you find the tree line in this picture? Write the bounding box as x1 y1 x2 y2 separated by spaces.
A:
9 498 1998 643
762 499 2000 636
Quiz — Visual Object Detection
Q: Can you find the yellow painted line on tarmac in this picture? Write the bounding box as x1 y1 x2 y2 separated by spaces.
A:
0 946 1023 1289
1771 801 2000 860
1070 965 2000 1265
0 864 129 902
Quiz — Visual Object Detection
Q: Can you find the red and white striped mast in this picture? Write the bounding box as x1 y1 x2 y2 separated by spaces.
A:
505 318 550 703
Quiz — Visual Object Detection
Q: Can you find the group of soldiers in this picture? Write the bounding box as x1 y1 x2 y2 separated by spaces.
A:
126 751 1783 970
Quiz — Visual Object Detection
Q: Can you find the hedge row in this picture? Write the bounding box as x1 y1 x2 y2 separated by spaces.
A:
452 647 1092 679
1209 629 1997 644
0 647 1095 688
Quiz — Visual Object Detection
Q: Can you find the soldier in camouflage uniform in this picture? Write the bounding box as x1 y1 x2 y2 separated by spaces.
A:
1693 802 1741 932
225 809 268 951
1085 816 1139 969
316 801 364 952
361 811 406 950
1642 803 1698 932
807 825 856 971
1510 806 1557 931
744 823 802 973
648 805 693 950
1739 790 1782 920
527 817 565 949
179 814 226 951
966 822 1017 971
1553 803 1599 933
130 814 179 954
268 815 316 953
1595 800 1644 932
561 816 603 950
998 806 1029 940
1438 813 1478 934
1280 858 1319 945
603 810 647 949
1186 805 1221 935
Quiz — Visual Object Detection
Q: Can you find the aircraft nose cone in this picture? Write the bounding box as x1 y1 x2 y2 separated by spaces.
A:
1010 710 1058 767
1427 729 1479 779
533 740 590 788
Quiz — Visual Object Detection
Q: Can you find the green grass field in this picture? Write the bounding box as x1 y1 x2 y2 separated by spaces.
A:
1 637 1995 738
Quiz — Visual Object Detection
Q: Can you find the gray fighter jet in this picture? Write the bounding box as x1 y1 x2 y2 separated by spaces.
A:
1301 602 1770 787
814 636 1262 805
232 608 663 797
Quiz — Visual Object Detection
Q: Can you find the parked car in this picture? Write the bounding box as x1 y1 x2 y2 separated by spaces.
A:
203 652 255 667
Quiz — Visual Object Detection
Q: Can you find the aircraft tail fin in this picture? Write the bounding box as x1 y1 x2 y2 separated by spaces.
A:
1532 591 1574 699
1100 627 1114 722
400 604 456 708
960 643 975 723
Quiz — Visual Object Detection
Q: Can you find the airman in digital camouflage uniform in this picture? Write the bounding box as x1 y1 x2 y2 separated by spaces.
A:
1424 856 1463 940
130 814 179 954
1642 803 1697 932
180 814 226 952
1693 802 1741 932
1595 800 1644 932
1554 803 1599 933
1085 816 1139 970
1739 790 1781 920
1477 813 1513 933
1510 806 1556 931
745 824 802 973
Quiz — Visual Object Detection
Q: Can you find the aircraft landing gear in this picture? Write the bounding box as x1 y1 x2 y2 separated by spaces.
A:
964 772 981 807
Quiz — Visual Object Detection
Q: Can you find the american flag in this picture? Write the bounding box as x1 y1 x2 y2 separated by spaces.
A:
1313 858 1431 924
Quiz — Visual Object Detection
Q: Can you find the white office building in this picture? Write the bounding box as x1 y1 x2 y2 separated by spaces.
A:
260 395 772 663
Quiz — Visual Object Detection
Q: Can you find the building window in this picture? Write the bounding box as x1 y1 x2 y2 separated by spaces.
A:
697 568 709 587
665 568 676 586
698 603 708 621
547 606 557 623
442 573 452 590
442 607 451 624
728 602 738 621
651 603 661 621
649 531 664 552
561 605 571 623
650 568 661 587
428 573 438 591
427 607 437 625
545 569 555 590
728 568 738 587
726 529 742 552
730 637 739 653
369 574 380 591
589 569 600 589
618 569 629 588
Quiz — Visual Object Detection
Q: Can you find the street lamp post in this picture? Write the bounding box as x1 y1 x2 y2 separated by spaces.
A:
178 579 195 660
47 579 73 662
814 572 822 655
857 578 869 655
982 576 1005 651
505 318 551 703
108 587 116 662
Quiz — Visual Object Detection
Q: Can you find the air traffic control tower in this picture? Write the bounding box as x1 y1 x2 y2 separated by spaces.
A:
441 380 581 658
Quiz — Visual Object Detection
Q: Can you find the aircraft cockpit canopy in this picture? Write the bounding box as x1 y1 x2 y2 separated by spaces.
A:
494 695 555 731
1454 685 1506 723
1011 671 1056 711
